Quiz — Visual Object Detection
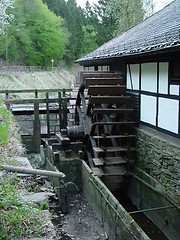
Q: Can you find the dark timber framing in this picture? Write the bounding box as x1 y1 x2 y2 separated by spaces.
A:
126 59 180 139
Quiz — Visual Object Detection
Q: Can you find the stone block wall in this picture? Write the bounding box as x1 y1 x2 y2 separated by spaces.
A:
136 126 180 204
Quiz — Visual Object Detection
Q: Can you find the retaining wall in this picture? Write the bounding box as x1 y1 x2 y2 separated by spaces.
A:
133 126 180 240
136 126 180 205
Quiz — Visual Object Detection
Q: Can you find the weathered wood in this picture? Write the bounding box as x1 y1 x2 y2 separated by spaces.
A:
93 158 105 166
56 133 70 145
58 92 62 131
88 85 126 95
85 78 124 87
62 98 68 129
34 102 41 153
129 206 175 215
6 98 61 104
93 146 135 153
89 96 130 104
92 108 133 115
0 88 71 94
92 134 136 139
104 156 128 165
46 92 50 137
102 166 127 176
1 165 65 178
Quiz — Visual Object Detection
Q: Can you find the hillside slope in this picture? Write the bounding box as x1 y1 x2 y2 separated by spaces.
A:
0 68 75 91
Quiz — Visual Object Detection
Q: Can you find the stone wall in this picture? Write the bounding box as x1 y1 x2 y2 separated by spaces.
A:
136 125 180 204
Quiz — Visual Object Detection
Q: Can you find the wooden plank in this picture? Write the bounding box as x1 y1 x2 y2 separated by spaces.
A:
93 146 135 153
85 78 123 87
1 165 65 178
88 85 126 96
62 98 68 129
58 92 62 131
33 102 41 153
56 133 70 145
91 167 103 177
104 156 127 165
92 121 135 127
6 98 62 104
89 96 130 104
92 134 136 139
93 158 104 166
92 108 133 115
46 93 50 137
81 72 120 82
101 166 127 176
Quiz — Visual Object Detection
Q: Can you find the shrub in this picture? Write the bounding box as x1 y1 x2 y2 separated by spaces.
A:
0 173 45 240
0 99 10 144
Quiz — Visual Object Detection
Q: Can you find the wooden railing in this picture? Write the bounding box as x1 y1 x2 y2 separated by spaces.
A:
0 88 72 153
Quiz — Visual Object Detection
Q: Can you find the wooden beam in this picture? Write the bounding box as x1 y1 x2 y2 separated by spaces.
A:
1 165 65 178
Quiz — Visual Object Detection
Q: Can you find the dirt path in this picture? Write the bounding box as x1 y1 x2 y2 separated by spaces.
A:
52 193 108 240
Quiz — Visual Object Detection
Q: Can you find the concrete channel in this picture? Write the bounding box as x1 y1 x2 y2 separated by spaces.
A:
40 137 177 240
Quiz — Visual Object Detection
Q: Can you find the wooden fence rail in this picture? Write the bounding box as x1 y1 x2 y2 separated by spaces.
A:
0 88 72 153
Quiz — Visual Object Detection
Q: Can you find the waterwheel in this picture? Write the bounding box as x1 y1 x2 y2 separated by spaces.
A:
67 71 136 192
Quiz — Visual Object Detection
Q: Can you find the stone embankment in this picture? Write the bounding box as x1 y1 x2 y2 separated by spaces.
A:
136 126 180 205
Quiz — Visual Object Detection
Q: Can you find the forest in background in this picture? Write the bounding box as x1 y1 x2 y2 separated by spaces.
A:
0 0 155 67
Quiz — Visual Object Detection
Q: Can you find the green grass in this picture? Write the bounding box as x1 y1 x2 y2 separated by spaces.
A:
0 173 45 240
0 101 10 144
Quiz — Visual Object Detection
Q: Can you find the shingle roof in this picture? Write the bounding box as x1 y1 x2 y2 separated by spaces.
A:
77 0 180 64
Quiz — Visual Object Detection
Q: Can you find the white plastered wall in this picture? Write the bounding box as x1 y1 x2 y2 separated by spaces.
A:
159 62 168 94
141 63 157 93
127 64 139 90
158 98 179 134
141 95 157 126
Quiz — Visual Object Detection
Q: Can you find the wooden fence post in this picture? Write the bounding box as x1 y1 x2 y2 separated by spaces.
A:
58 92 62 132
62 98 67 129
46 92 50 137
34 102 41 153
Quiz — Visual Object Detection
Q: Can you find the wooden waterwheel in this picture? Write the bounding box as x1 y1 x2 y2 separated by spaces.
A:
67 71 136 192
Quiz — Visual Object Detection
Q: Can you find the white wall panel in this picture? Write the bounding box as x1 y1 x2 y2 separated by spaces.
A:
158 98 179 134
141 63 157 93
127 65 132 89
170 85 179 95
141 94 156 126
126 64 139 90
159 62 168 94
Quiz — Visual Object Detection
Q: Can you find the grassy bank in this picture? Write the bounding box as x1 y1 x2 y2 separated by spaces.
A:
0 98 49 239
0 67 73 239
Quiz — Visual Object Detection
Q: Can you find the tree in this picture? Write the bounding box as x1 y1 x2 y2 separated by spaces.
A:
81 24 98 54
90 0 115 45
0 0 67 66
0 0 14 34
43 0 85 63
107 0 144 36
